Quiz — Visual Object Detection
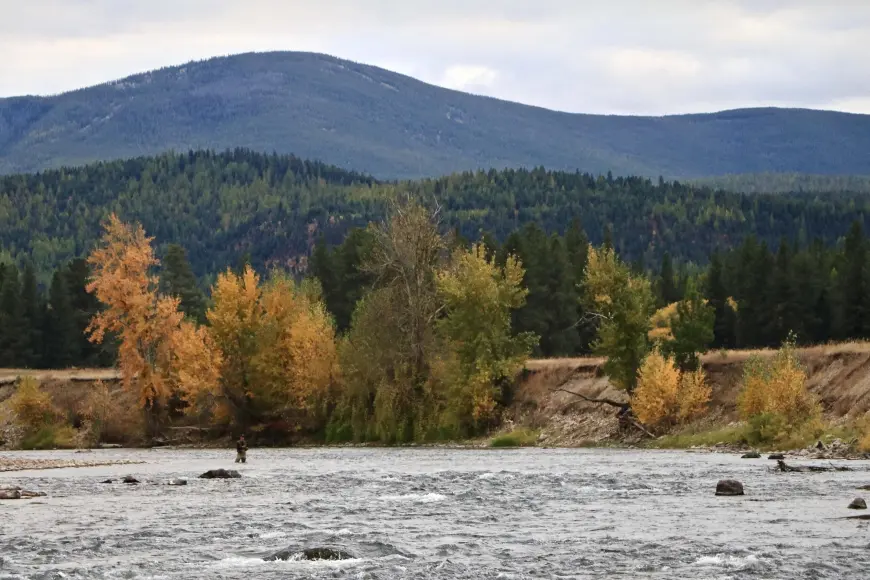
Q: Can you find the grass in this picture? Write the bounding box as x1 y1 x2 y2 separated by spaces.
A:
650 424 749 449
490 428 540 448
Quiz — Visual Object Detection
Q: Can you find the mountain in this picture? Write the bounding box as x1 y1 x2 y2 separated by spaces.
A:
2 52 870 179
3 149 870 282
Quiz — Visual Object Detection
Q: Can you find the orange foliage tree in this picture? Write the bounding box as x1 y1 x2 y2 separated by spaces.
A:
203 266 338 432
86 214 217 436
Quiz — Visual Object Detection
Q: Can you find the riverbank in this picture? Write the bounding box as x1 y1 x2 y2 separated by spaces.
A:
3 342 870 454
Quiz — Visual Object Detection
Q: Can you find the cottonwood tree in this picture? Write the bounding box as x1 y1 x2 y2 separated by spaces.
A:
582 246 655 393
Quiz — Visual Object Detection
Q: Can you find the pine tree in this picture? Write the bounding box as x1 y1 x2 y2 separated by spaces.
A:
43 270 78 368
19 262 43 367
839 221 866 339
767 239 802 343
657 252 680 306
0 265 25 367
161 244 207 323
706 251 735 349
64 258 112 366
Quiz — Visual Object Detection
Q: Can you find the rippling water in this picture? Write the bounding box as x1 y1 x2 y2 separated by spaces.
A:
1 447 869 579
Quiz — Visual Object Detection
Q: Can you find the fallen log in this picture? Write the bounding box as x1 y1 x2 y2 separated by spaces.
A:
552 387 654 439
776 459 851 473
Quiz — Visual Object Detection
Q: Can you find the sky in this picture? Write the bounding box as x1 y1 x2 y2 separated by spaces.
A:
2 0 869 115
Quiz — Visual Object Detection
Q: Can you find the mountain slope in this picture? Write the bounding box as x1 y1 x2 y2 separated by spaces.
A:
2 52 870 179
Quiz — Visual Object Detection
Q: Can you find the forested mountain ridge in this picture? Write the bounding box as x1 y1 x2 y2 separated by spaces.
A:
3 51 870 179
3 149 870 283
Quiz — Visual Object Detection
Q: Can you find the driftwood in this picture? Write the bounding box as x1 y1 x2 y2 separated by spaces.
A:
776 459 851 473
552 387 654 439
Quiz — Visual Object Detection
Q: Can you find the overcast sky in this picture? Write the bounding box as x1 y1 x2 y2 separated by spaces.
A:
2 0 869 115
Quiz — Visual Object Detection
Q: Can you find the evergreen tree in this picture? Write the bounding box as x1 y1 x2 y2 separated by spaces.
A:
19 262 43 367
43 270 78 368
839 221 866 339
657 252 680 306
161 244 207 323
705 251 735 348
667 278 715 371
767 239 802 343
0 265 25 367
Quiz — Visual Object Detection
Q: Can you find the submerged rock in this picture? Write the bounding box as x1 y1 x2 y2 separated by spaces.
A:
199 469 241 479
166 479 187 486
267 546 355 561
848 498 867 510
99 479 115 484
715 480 744 496
857 485 870 491
122 475 140 484
768 453 785 460
0 486 46 500
741 452 761 459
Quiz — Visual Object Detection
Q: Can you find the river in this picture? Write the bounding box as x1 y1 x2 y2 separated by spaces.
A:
1 448 868 579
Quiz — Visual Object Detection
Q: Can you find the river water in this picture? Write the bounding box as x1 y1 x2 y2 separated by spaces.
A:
1 448 869 579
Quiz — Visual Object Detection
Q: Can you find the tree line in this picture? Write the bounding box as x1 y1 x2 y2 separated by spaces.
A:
4 148 870 284
3 207 867 451
7 216 870 370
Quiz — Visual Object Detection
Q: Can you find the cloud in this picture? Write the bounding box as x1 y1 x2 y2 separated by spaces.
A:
1 0 868 115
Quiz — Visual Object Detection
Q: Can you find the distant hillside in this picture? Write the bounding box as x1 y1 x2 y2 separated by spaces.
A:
3 149 870 281
2 52 870 179
692 173 870 194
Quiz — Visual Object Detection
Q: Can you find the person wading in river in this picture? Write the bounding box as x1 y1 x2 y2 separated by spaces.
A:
235 435 248 463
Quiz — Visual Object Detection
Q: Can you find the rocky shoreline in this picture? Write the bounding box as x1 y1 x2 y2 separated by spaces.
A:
0 456 145 472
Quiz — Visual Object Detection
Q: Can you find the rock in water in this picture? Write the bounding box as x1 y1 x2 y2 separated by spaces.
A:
166 479 187 486
848 498 867 510
267 547 355 561
199 469 241 479
768 453 785 460
0 488 21 500
100 479 115 484
715 480 745 496
857 485 870 491
1 486 46 500
741 452 761 459
122 475 140 484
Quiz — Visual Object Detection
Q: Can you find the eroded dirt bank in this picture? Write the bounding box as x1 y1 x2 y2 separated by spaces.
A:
508 343 870 447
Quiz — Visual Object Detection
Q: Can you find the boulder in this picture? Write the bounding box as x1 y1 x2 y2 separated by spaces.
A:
99 479 114 484
741 452 761 459
768 453 785 460
715 479 745 496
199 469 241 479
122 475 140 484
166 479 187 486
848 498 867 510
0 488 21 500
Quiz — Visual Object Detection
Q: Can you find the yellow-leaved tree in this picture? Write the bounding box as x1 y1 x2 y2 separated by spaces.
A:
631 349 711 430
86 214 216 437
738 335 820 443
203 266 338 433
435 244 537 435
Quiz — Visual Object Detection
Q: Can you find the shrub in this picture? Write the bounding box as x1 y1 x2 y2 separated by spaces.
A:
738 335 820 427
20 424 78 450
490 428 539 448
7 377 57 431
82 381 142 445
631 349 711 429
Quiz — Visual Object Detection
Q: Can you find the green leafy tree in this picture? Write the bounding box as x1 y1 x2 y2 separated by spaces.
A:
583 246 655 393
435 244 537 435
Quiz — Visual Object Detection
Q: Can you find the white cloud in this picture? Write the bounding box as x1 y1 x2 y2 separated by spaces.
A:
0 0 868 115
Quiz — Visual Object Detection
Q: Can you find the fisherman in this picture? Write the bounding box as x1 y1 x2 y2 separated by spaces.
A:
235 434 248 463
